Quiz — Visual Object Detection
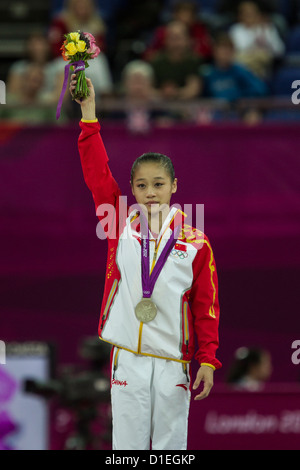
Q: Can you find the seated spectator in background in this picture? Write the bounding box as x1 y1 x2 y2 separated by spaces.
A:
226 347 273 391
0 64 59 123
145 1 213 61
6 31 64 105
120 60 157 133
200 32 268 102
48 0 106 58
119 60 193 130
229 1 285 79
150 21 202 100
9 64 46 105
217 0 279 17
122 60 156 104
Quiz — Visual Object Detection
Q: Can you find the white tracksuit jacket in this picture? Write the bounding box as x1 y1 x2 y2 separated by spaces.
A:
78 120 221 449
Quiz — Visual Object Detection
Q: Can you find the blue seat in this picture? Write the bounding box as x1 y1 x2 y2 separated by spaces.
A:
198 0 220 14
272 67 300 96
277 0 293 20
286 26 300 54
264 109 300 122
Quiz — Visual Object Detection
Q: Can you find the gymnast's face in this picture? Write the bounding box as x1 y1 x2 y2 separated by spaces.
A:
131 162 177 220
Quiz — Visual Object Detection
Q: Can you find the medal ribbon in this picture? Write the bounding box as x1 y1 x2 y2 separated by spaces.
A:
139 209 181 299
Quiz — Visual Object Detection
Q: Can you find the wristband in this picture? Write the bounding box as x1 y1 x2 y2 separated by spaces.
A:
201 363 216 371
81 118 98 123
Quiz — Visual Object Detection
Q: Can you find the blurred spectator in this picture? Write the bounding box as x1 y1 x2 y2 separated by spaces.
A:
200 32 268 101
241 107 264 125
0 64 59 123
116 60 189 131
122 60 156 103
121 60 157 133
150 21 202 100
145 1 213 61
217 0 279 16
228 1 285 79
226 347 273 391
48 0 106 58
6 31 64 105
10 64 45 105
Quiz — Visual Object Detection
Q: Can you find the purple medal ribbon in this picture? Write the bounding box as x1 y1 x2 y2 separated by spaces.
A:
56 60 85 120
139 209 181 299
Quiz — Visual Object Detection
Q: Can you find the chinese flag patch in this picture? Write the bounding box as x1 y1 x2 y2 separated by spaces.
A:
175 243 187 252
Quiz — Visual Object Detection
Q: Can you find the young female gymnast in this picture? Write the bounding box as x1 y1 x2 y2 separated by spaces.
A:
70 74 221 450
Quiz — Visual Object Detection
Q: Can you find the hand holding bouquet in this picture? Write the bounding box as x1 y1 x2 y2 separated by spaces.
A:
56 31 100 119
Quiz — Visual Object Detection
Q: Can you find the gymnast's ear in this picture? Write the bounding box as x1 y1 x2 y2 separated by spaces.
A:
172 178 178 194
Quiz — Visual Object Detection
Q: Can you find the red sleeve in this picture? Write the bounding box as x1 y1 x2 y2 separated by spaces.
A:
189 236 222 370
78 121 124 238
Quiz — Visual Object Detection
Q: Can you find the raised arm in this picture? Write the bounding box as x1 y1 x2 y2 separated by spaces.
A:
70 74 122 223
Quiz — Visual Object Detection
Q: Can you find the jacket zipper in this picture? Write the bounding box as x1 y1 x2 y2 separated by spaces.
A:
137 322 143 354
112 347 120 379
100 279 118 330
183 363 190 383
183 301 189 355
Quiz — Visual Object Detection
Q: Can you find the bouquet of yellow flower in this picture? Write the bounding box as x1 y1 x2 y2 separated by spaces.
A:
56 31 100 119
